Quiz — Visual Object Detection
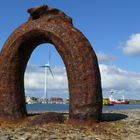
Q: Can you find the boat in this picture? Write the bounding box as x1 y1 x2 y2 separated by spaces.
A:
109 94 129 104
110 99 129 104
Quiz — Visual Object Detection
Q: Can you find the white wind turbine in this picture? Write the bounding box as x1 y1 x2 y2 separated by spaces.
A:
40 52 54 101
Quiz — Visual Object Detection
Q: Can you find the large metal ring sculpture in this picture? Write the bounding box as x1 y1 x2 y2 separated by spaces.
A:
0 5 102 122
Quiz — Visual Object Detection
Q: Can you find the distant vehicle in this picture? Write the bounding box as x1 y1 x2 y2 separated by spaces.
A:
103 98 113 106
66 98 69 104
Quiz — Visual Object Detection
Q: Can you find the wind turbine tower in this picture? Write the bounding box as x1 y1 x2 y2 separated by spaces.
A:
40 52 54 101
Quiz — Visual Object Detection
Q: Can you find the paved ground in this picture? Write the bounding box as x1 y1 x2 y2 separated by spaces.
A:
0 109 139 140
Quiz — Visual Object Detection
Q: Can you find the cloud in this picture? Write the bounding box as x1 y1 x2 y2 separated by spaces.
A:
100 64 140 90
97 52 116 62
24 65 68 98
122 33 140 56
24 64 140 99
25 65 68 90
100 64 140 99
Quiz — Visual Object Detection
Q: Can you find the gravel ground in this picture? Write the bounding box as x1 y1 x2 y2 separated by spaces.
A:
0 109 139 140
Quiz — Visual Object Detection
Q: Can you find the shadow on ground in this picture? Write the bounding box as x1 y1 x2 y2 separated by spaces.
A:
102 113 128 122
28 112 128 124
29 112 65 126
28 113 41 117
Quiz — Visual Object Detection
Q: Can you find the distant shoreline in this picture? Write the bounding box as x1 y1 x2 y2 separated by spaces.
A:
28 108 140 115
129 100 140 104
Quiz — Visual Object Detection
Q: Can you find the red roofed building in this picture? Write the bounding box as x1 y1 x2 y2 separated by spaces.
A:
49 97 64 104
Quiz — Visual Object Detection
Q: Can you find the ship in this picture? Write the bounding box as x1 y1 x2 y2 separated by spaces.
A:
110 99 129 104
109 93 129 104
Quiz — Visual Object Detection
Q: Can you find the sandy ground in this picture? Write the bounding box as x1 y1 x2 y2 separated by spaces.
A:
0 109 139 140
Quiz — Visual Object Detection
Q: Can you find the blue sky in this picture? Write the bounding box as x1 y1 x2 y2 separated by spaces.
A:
1 0 140 99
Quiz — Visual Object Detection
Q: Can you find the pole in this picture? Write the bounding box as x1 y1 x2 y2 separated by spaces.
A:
45 67 47 99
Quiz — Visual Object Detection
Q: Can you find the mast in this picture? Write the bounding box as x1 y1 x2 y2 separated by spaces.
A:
45 66 47 99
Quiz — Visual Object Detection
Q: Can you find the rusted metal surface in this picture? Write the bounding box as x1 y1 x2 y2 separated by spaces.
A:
0 5 102 121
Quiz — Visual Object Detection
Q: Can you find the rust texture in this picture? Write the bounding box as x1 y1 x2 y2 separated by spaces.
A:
0 5 102 121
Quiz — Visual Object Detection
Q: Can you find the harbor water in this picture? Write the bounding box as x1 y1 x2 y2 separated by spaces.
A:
26 103 140 112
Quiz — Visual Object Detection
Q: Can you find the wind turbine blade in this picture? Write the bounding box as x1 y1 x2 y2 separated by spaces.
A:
48 51 51 65
48 67 54 79
40 65 46 67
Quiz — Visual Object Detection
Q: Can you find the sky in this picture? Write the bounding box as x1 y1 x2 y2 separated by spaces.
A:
0 0 140 99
